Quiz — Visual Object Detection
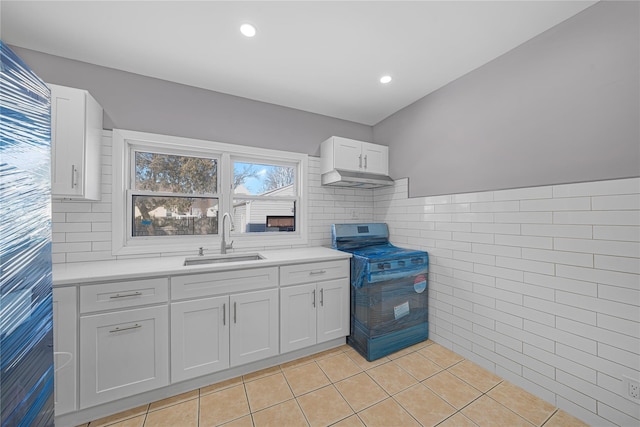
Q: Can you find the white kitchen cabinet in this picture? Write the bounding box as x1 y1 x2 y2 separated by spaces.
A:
230 288 279 366
280 260 350 354
79 305 169 408
53 287 77 415
320 136 389 176
316 278 350 343
171 296 229 383
49 83 103 200
280 283 317 352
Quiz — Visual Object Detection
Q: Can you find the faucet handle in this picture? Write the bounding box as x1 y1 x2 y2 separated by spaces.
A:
227 240 234 250
198 247 204 256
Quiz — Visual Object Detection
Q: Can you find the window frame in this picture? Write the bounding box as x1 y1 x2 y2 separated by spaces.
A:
112 129 308 256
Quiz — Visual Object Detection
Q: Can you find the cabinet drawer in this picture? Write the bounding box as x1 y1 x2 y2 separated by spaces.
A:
172 267 278 300
280 260 349 286
80 278 169 313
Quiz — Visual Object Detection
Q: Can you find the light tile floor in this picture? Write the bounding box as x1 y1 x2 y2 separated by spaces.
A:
78 340 589 427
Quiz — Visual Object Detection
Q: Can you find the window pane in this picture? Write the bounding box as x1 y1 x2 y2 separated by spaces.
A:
232 199 295 233
233 161 294 196
132 195 218 236
135 152 217 194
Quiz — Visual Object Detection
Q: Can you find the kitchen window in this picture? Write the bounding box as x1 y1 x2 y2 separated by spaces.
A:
112 130 308 256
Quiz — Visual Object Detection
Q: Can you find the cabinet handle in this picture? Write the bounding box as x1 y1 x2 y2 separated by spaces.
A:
223 303 226 326
110 291 142 299
309 270 326 275
320 288 324 306
234 302 237 324
364 155 368 169
71 164 78 188
312 289 316 308
109 323 141 333
358 154 362 168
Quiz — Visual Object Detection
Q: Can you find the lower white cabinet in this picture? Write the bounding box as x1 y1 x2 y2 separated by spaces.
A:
79 305 169 408
53 287 77 415
170 288 279 382
230 288 279 366
170 296 229 383
280 278 349 354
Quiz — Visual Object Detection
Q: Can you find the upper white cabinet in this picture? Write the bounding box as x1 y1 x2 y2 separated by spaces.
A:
320 136 389 176
49 83 103 200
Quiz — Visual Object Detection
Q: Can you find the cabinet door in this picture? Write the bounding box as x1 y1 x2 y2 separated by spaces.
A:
230 289 278 366
53 287 77 415
280 283 317 353
362 142 389 175
333 137 363 172
171 296 229 383
50 84 86 198
80 305 169 408
317 279 350 344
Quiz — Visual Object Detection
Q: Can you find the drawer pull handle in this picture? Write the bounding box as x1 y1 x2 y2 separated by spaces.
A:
110 292 143 299
309 270 326 275
234 302 237 324
223 303 226 326
109 323 141 333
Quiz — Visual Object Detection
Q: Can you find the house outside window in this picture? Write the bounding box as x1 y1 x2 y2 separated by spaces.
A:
112 129 308 256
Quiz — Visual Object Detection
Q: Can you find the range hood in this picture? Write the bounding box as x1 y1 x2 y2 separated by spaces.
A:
321 169 394 189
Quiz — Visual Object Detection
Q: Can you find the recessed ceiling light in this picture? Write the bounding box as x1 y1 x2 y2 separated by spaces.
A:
240 23 257 38
380 75 392 84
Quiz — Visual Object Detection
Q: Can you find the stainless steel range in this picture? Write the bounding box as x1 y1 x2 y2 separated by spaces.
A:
332 223 429 361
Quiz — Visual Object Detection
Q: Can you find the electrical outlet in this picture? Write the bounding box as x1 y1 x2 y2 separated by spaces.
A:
623 375 640 401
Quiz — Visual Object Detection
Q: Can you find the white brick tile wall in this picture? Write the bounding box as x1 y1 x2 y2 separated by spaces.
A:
374 176 640 426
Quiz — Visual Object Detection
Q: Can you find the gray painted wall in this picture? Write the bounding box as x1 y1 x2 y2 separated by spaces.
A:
374 1 640 198
10 46 372 156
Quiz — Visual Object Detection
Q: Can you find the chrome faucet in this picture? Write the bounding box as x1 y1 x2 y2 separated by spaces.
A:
221 212 234 254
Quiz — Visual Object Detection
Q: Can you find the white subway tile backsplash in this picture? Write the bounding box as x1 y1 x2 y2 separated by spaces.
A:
556 264 639 289
521 224 592 239
597 284 640 308
520 197 591 212
495 234 553 250
593 225 640 242
523 272 597 296
471 223 521 235
496 256 555 275
472 242 522 258
594 255 640 274
597 313 640 339
522 248 593 268
452 231 494 244
470 200 519 213
524 319 597 355
554 237 640 258
494 212 553 224
592 194 640 211
556 291 639 322
557 317 639 355
554 211 640 226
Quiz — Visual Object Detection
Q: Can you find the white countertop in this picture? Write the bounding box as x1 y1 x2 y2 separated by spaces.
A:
52 247 351 286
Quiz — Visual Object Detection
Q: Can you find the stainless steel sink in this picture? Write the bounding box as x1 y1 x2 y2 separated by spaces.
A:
183 253 264 266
